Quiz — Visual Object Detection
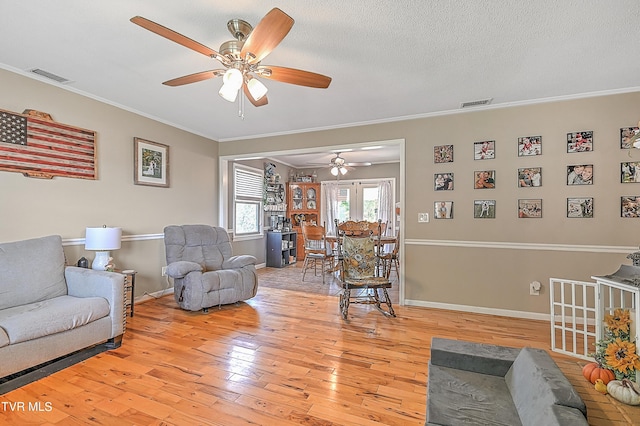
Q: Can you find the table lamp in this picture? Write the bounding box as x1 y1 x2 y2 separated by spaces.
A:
85 226 122 270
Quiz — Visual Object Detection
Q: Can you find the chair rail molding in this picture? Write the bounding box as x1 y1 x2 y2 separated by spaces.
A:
404 239 636 254
63 233 164 246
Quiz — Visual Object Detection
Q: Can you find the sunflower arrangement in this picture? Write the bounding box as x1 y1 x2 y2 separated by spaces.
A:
593 308 640 381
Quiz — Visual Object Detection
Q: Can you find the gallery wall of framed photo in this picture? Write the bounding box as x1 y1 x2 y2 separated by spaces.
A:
430 124 640 224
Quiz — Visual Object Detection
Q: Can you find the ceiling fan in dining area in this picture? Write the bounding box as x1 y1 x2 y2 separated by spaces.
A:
311 152 372 177
130 8 331 110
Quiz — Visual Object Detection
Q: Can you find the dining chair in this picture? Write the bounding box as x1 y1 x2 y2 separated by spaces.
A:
301 221 332 283
379 230 400 279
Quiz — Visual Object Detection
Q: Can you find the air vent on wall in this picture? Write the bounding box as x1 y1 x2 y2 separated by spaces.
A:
28 68 72 84
460 98 492 108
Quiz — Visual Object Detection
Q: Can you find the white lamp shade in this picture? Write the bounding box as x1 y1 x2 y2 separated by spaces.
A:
330 167 339 176
85 227 122 250
219 83 239 102
247 77 268 101
222 68 243 90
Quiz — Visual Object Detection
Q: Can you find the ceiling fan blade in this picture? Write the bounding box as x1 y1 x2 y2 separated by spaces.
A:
243 83 268 107
163 70 225 87
258 66 332 88
240 8 294 64
130 16 219 58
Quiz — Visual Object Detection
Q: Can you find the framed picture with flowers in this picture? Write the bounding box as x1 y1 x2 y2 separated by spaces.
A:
134 137 170 188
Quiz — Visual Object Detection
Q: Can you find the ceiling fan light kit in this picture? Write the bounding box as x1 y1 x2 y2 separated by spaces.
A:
329 153 348 176
218 68 243 102
246 76 268 101
130 8 331 117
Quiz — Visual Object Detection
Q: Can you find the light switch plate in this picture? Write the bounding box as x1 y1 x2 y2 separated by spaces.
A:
418 212 429 223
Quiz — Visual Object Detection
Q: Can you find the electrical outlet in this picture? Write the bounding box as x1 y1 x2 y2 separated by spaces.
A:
161 266 167 276
529 281 541 296
418 212 429 223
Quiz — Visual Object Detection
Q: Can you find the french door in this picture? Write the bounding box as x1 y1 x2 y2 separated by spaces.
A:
335 181 381 222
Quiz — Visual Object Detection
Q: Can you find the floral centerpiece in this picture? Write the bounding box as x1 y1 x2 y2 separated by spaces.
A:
592 308 640 381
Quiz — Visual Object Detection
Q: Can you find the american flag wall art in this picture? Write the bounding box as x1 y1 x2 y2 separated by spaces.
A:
0 108 96 179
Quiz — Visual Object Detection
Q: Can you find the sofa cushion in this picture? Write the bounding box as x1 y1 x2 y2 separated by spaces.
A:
505 347 587 425
0 235 67 310
0 295 110 344
427 362 522 426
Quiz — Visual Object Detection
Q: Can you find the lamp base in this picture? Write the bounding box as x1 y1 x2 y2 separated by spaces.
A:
92 251 111 270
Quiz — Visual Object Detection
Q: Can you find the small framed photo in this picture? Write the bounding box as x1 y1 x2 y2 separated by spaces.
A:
517 167 542 187
474 140 495 160
621 196 640 217
518 199 542 218
434 201 453 219
434 145 454 163
518 136 542 156
474 170 495 189
567 197 593 218
474 200 496 218
434 173 454 190
567 164 593 185
567 131 593 152
134 137 170 187
621 127 640 149
621 162 640 183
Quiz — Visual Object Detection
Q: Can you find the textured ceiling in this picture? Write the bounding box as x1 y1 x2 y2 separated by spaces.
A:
1 0 639 152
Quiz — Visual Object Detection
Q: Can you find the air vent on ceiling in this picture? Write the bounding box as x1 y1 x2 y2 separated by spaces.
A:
460 98 492 109
28 68 72 84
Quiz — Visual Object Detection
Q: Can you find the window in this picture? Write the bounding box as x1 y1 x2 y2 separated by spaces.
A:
335 182 380 222
233 164 263 239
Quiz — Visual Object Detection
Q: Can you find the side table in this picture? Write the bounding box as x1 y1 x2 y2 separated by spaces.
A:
117 269 136 320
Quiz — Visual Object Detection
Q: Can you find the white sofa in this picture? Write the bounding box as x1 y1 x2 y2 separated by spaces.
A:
0 235 125 382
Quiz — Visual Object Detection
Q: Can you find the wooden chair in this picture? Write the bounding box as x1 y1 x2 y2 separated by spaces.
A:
301 222 332 283
336 221 395 319
336 219 386 237
379 230 400 279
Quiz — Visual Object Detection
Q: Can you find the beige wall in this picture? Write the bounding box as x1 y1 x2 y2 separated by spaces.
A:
0 69 218 299
3 65 638 317
220 91 640 317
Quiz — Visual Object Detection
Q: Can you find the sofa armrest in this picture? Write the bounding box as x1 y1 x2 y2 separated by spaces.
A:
430 337 521 377
166 261 203 278
65 266 124 338
506 347 588 424
223 254 257 270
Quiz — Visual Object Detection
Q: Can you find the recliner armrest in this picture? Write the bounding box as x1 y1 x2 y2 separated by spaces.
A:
65 266 125 338
223 254 257 270
166 261 203 278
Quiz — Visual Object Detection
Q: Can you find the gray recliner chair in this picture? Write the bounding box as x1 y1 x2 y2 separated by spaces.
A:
163 225 258 312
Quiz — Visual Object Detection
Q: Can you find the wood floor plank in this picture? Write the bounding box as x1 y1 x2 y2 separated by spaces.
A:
1 265 639 424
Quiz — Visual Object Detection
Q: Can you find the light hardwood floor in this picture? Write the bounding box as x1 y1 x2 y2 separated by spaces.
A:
1 266 638 425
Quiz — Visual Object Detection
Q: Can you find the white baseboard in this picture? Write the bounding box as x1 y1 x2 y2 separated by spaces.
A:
134 286 174 304
404 299 550 322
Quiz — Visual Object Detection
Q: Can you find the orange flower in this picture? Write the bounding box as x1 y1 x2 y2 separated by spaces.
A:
605 338 640 374
604 309 631 335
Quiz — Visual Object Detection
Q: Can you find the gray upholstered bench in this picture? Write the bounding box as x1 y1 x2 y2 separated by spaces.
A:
426 338 588 426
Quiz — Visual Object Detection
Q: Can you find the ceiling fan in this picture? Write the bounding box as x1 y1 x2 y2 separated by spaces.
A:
325 152 372 177
130 8 332 109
